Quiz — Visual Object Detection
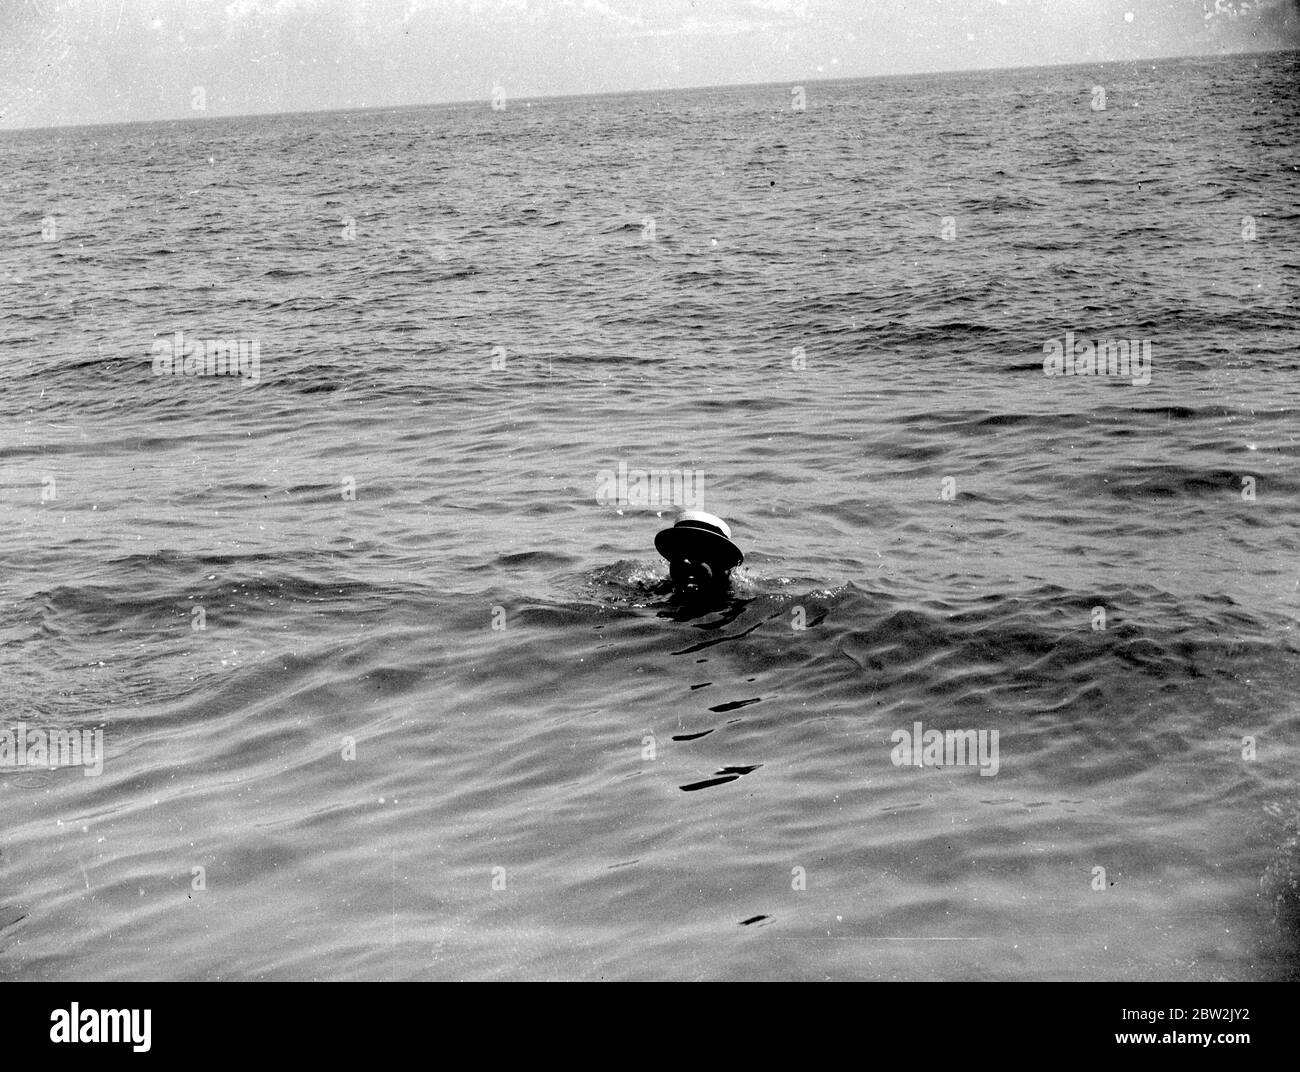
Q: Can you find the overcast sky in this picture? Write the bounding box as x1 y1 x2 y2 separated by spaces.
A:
1 0 1296 130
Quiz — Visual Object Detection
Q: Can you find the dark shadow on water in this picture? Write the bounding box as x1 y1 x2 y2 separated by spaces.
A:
652 579 753 628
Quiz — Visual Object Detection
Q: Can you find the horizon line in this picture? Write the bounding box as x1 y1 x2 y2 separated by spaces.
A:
2 43 1293 137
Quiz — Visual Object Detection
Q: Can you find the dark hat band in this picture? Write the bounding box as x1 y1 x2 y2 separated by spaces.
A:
673 519 726 538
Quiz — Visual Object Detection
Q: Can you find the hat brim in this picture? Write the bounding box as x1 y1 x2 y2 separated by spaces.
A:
654 526 743 571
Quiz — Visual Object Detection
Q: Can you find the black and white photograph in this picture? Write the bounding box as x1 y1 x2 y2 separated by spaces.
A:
1 0 1298 1011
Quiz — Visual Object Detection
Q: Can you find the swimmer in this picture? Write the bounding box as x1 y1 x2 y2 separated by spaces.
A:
654 511 744 598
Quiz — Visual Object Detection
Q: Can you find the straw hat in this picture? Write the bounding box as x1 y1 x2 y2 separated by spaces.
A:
654 511 743 572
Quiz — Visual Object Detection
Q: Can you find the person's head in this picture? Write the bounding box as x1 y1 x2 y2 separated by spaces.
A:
654 511 743 596
668 555 724 593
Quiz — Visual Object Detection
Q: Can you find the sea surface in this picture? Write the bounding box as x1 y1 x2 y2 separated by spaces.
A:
1 52 1298 981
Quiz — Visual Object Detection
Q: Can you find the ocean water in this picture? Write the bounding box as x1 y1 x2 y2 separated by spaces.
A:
1 52 1298 981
